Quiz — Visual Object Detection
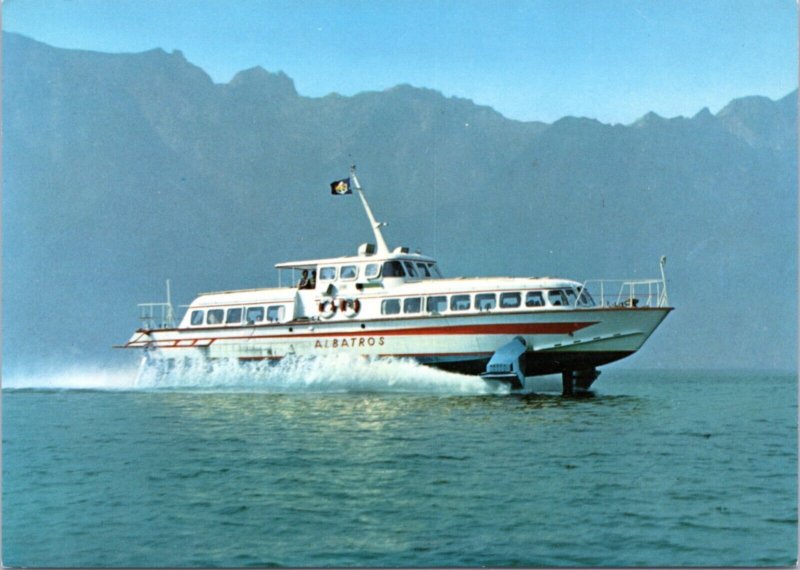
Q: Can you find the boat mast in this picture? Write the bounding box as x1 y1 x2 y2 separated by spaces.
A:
350 165 390 255
165 279 175 327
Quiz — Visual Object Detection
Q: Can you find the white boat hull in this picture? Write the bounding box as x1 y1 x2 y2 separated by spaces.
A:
125 306 670 379
122 171 673 392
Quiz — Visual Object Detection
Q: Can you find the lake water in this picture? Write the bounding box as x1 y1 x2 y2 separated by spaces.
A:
3 359 797 567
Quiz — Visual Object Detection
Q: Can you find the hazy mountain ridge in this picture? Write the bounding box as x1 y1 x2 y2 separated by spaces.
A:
3 32 797 371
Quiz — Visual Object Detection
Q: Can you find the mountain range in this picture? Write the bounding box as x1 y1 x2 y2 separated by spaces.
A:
3 32 797 373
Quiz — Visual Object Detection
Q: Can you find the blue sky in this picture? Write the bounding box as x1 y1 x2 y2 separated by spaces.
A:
3 0 796 123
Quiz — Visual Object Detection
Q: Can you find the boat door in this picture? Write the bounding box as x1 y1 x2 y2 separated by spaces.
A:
293 289 316 319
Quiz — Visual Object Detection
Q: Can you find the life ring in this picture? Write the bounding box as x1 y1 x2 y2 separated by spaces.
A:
319 300 336 319
339 298 361 318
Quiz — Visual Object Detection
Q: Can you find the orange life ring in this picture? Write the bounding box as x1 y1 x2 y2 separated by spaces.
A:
319 300 336 319
339 298 361 318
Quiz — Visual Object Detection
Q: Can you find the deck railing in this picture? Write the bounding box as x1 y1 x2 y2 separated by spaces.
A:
577 257 670 309
138 302 176 329
577 278 668 308
136 279 178 329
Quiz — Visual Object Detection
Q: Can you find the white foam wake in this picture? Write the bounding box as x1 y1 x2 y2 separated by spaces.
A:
4 355 510 396
135 354 510 395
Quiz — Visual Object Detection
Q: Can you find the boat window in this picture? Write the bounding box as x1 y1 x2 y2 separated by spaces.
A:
548 290 569 306
246 306 264 323
426 295 448 313
403 261 418 278
381 299 401 315
340 265 358 280
403 297 422 314
190 310 204 326
577 289 595 307
319 267 337 281
500 292 521 309
365 263 381 279
267 305 285 322
207 309 224 325
430 264 443 278
416 263 431 277
525 291 545 307
476 293 496 311
382 261 406 277
226 308 243 324
450 294 471 311
564 289 578 307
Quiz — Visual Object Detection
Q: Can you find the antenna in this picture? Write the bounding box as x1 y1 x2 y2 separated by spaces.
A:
350 165 390 255
165 279 175 327
659 256 669 307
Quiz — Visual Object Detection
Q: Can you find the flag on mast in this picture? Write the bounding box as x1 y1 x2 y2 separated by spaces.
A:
330 177 352 195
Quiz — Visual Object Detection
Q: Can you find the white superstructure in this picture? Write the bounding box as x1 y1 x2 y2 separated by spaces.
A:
121 168 672 393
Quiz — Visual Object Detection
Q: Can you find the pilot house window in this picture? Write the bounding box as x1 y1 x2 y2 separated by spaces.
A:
382 261 406 277
226 308 243 324
190 310 204 326
403 262 418 277
207 309 224 325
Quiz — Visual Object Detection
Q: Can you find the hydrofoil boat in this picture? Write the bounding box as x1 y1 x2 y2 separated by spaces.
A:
120 168 672 394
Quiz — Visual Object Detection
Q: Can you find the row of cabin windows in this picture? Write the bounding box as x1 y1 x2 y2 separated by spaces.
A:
189 305 286 327
380 289 593 316
317 260 441 283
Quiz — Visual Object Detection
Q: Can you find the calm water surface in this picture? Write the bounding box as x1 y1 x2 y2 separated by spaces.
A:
3 368 797 567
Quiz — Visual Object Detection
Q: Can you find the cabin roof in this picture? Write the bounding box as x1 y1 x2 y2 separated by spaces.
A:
391 276 582 294
192 276 581 305
193 287 292 306
275 251 437 270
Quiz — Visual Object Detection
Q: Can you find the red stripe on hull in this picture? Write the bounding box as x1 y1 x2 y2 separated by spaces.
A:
134 321 599 348
365 322 597 337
